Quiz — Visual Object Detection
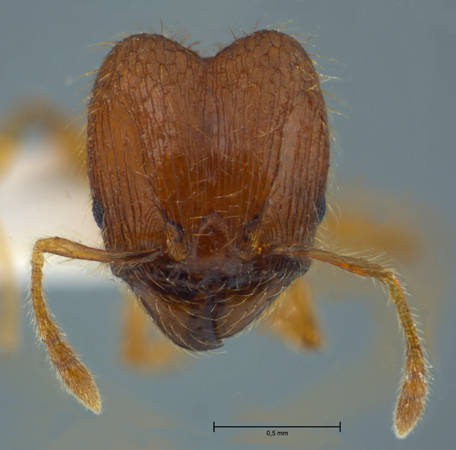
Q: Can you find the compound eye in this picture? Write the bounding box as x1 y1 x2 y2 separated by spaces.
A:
92 197 104 229
315 193 326 225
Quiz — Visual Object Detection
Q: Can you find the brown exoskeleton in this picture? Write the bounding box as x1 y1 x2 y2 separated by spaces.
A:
30 30 428 438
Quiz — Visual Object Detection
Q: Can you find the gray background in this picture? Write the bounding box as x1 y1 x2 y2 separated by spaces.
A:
1 1 455 449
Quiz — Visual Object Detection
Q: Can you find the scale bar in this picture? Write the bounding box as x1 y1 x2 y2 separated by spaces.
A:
213 422 341 433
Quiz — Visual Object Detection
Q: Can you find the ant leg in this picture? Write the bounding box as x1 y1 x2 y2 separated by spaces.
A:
264 278 323 349
0 96 85 173
0 221 20 352
274 246 428 438
30 237 160 412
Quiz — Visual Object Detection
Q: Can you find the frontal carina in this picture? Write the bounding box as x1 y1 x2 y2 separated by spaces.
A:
30 30 428 438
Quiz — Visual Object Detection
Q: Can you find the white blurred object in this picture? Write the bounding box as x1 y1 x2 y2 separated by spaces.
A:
0 138 102 286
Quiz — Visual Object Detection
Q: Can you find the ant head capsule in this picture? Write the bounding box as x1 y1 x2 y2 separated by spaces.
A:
87 31 329 350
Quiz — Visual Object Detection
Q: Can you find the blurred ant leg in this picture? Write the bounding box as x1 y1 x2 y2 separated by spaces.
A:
0 222 20 352
0 108 21 352
275 246 428 438
321 197 420 264
0 97 85 173
120 289 186 372
30 237 160 412
264 278 323 349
